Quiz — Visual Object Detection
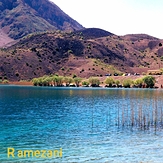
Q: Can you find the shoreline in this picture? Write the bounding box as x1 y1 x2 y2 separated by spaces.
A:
8 81 33 86
1 83 162 89
1 74 163 88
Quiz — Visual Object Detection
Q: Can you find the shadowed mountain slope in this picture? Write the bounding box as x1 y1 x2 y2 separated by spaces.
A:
1 28 163 81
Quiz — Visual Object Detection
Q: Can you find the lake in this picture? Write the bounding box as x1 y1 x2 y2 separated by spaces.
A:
0 85 163 162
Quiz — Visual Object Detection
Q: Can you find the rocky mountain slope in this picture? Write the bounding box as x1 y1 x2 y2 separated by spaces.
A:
0 0 83 41
1 1 163 81
0 28 163 81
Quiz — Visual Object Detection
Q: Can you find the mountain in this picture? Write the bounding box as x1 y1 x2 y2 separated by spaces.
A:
0 0 84 41
1 28 163 81
1 1 163 81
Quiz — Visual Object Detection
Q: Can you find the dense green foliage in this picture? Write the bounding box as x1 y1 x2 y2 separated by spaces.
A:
32 75 83 87
115 80 120 86
142 75 156 88
88 77 100 87
122 79 133 88
105 77 115 87
134 78 143 88
74 77 82 87
0 79 9 84
82 81 89 87
64 77 73 86
32 75 156 88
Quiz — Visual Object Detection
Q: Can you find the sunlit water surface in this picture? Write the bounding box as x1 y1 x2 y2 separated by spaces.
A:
0 86 163 163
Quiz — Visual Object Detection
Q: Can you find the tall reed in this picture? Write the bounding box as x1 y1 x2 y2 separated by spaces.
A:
111 90 163 132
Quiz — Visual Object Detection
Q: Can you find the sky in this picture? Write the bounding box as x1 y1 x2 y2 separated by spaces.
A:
51 0 163 39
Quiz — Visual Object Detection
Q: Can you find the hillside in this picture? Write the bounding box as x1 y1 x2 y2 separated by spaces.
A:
0 0 83 42
0 29 15 47
1 28 163 81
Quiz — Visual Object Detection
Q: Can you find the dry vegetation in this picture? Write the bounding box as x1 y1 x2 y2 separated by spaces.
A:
1 1 163 83
1 29 163 83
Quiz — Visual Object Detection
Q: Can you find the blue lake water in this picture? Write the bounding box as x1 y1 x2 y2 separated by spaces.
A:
0 85 163 162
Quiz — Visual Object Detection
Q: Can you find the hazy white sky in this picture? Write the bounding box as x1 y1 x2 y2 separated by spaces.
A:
51 0 163 39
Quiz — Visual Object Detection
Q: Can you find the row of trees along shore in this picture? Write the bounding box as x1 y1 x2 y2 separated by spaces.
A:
32 75 156 88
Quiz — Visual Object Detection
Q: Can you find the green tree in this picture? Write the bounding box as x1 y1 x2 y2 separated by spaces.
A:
134 78 143 88
37 77 43 86
115 80 120 87
3 80 9 84
32 78 39 86
74 77 82 87
64 77 73 86
105 77 115 87
48 76 54 86
42 76 50 86
143 75 156 88
122 78 133 88
53 76 64 86
89 77 100 87
52 75 57 86
82 81 89 87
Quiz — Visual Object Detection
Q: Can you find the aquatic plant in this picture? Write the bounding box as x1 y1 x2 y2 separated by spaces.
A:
112 91 163 132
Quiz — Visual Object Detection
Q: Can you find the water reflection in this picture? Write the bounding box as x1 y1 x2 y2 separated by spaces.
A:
1 86 163 162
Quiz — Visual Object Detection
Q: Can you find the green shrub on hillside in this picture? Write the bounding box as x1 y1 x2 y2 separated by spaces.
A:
160 56 163 61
